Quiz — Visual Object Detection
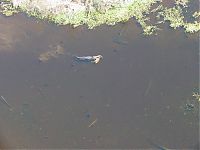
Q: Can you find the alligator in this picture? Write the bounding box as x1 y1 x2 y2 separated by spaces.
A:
75 55 103 64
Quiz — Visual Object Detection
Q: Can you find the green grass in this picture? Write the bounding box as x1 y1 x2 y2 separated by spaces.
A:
0 0 18 16
0 0 199 35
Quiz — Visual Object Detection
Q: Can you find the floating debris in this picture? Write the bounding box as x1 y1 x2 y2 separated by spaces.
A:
147 138 169 150
0 95 13 111
38 44 64 62
144 80 153 96
88 118 98 128
155 20 164 25
75 55 103 64
185 103 195 111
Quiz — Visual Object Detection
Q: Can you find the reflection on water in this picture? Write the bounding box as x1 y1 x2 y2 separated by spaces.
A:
0 22 19 50
0 14 46 51
0 12 199 149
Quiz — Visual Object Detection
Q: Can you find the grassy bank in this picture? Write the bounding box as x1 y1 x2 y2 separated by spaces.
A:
0 0 199 35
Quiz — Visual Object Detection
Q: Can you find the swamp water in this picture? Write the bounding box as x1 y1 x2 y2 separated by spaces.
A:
0 12 199 148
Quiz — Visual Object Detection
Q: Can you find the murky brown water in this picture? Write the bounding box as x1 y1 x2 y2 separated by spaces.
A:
0 9 199 149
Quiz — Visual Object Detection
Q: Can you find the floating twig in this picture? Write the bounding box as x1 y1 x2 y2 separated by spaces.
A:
88 118 98 128
0 95 12 111
144 80 152 96
146 138 169 150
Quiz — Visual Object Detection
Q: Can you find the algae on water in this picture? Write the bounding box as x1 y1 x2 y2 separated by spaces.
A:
159 4 200 33
160 6 184 29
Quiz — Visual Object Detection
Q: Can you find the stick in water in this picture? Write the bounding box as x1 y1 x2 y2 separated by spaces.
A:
0 96 12 111
88 119 98 128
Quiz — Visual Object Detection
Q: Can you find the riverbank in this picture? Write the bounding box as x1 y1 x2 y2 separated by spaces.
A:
0 0 199 34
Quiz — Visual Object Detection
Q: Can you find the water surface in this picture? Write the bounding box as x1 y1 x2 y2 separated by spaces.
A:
0 12 199 149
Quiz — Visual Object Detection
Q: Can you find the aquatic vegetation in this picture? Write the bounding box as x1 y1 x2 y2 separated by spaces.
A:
0 0 161 35
184 103 195 111
192 92 200 102
182 89 199 116
44 0 160 35
160 5 200 33
143 25 159 35
0 0 199 34
184 22 200 33
193 11 200 18
38 45 64 62
175 0 190 7
0 0 18 16
181 11 200 33
160 6 184 29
